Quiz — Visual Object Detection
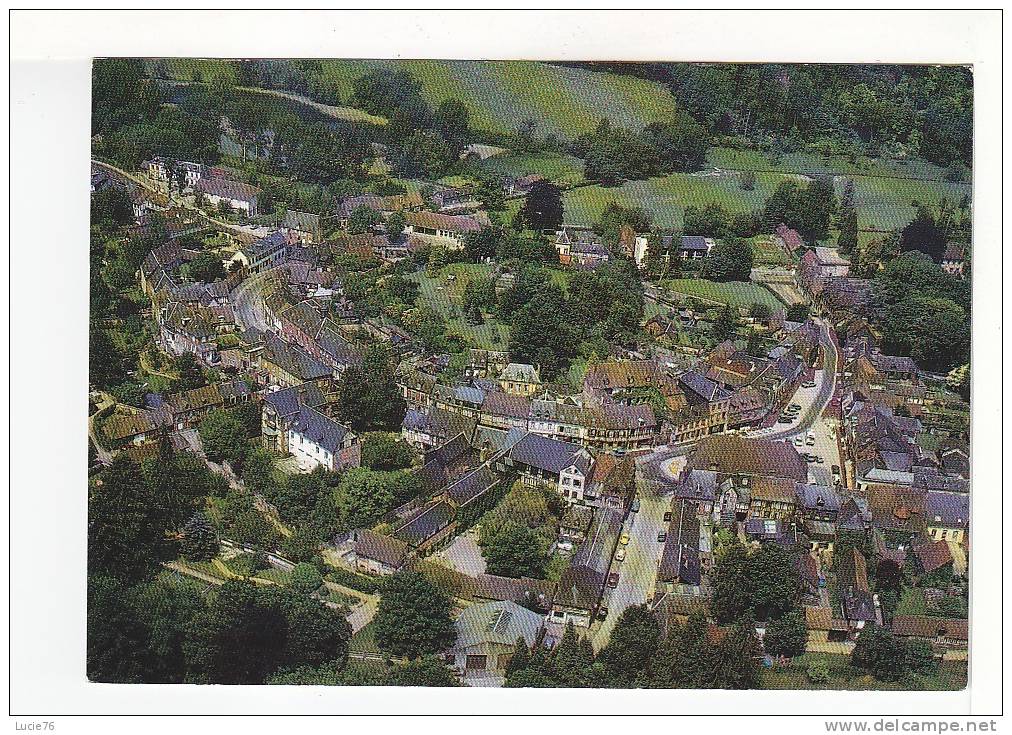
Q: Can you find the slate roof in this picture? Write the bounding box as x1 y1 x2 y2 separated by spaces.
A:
500 362 540 384
405 210 483 234
795 484 841 513
165 379 251 414
264 382 327 419
924 491 969 529
555 564 606 612
509 432 591 475
657 499 701 585
352 529 411 569
482 390 531 420
446 464 499 508
471 574 556 611
393 499 455 546
290 406 353 453
262 333 331 381
680 235 710 252
680 370 731 404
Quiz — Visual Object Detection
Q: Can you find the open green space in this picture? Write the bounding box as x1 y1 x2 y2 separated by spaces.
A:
751 235 791 267
408 263 509 351
480 152 585 187
762 653 967 691
660 279 783 310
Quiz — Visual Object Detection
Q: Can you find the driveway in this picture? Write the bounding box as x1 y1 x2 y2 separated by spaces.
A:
592 477 670 650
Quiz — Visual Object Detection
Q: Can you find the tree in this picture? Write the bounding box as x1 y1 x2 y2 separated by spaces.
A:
463 226 504 263
749 302 772 322
269 586 352 671
185 252 226 283
385 656 460 687
288 562 324 596
220 490 281 549
505 635 532 678
550 621 595 687
386 211 406 240
181 512 219 561
711 305 740 342
89 456 171 583
851 625 909 681
87 576 152 682
198 409 250 465
172 353 206 393
837 206 859 255
361 432 416 471
701 237 754 281
519 181 563 231
904 639 938 676
90 327 127 390
508 288 578 379
597 605 660 687
710 618 762 689
91 187 134 228
186 579 287 684
374 571 456 659
740 170 757 191
786 303 810 322
433 98 470 154
347 205 382 235
899 205 947 263
337 346 406 432
763 608 807 658
481 522 547 579
711 543 800 623
334 468 399 530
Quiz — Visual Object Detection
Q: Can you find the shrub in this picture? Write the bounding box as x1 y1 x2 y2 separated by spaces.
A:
289 562 324 596
807 660 831 684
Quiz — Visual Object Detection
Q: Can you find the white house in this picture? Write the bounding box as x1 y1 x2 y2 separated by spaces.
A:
286 406 360 472
506 432 594 503
195 177 261 217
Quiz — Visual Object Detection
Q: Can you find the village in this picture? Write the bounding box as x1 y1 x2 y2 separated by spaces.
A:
86 59 972 690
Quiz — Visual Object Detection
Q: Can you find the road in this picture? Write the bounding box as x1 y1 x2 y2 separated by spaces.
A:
592 475 670 650
229 267 275 332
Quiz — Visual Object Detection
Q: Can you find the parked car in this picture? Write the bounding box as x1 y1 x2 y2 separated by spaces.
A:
663 511 672 522
794 436 804 447
630 499 641 513
806 435 816 446
832 464 841 481
657 532 667 543
789 403 802 411
802 380 817 388
803 453 817 462
607 572 620 588
814 456 825 464
778 415 792 424
615 548 626 561
619 533 630 546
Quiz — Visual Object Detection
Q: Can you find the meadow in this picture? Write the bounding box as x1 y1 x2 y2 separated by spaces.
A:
659 278 784 310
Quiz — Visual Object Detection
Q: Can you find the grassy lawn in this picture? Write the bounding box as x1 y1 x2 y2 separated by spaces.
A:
751 235 791 267
763 653 967 691
660 279 783 310
544 554 571 583
481 152 585 186
349 620 381 654
895 587 929 616
408 263 510 351
561 171 788 229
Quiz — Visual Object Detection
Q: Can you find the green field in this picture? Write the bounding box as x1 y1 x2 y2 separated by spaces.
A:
762 653 967 691
560 171 791 229
315 60 681 140
660 279 783 310
480 152 585 186
409 263 509 351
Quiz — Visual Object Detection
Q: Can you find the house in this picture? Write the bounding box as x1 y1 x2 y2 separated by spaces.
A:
891 615 968 653
195 176 261 216
392 499 457 553
909 539 955 581
259 333 332 388
804 606 834 646
743 518 797 546
656 499 702 590
678 235 717 260
550 508 623 627
261 381 335 455
941 244 966 278
748 477 798 520
286 406 360 472
499 362 541 397
231 231 293 274
347 529 412 576
470 574 556 613
502 174 545 198
923 490 969 544
836 547 877 632
505 432 594 503
775 223 804 254
334 192 424 223
158 302 225 366
479 390 531 433
402 406 478 450
585 454 636 511
812 247 851 277
687 435 809 483
445 601 545 684
162 379 252 430
402 210 483 249
144 156 204 190
282 210 323 244
569 240 611 269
